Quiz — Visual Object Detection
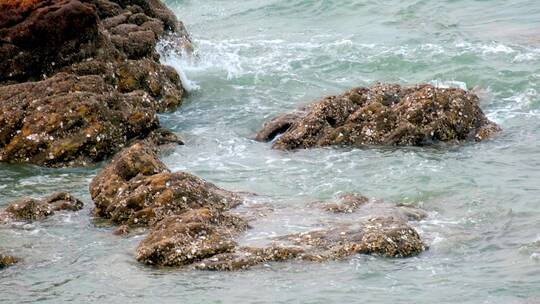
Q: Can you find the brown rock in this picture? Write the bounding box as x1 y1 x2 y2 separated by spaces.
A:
256 83 501 150
0 0 189 167
136 208 249 266
90 143 240 226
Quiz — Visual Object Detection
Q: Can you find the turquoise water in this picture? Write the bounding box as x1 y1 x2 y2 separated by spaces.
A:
1 0 540 303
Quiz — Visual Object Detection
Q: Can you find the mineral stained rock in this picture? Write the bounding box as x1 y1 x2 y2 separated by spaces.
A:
256 83 500 150
0 192 83 222
0 0 191 167
0 253 18 269
89 143 241 227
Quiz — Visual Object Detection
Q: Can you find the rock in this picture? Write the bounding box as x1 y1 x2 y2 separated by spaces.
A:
136 208 249 266
0 72 181 166
90 143 241 226
194 245 307 271
1 192 83 222
0 0 190 167
0 0 101 83
0 253 18 269
256 83 501 150
277 216 426 259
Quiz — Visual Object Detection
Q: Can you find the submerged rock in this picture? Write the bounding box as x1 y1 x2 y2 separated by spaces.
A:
0 253 18 269
0 0 191 167
0 192 83 222
256 83 500 150
90 143 241 227
314 193 428 221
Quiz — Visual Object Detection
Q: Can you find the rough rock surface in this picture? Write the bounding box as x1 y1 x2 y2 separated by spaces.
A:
90 143 241 227
0 253 18 269
136 208 249 266
0 192 83 222
256 83 500 150
0 0 191 167
194 216 426 271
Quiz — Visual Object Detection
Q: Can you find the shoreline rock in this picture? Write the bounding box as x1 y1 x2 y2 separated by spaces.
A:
0 0 191 167
256 83 500 150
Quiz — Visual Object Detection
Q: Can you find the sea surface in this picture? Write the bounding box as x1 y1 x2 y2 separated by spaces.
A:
1 0 540 303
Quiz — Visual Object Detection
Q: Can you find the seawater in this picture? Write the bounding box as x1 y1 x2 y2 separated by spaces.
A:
1 0 540 303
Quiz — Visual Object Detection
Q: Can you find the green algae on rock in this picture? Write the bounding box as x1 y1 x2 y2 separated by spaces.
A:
256 83 501 150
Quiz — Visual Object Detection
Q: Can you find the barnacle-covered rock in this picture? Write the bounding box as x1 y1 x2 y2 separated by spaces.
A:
0 0 190 167
90 143 241 227
136 208 249 266
256 83 500 150
0 192 83 222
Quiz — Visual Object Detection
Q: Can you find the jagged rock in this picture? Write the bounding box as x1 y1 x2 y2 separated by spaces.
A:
0 253 18 269
136 208 249 266
256 83 501 150
0 0 190 167
90 143 241 226
0 192 83 222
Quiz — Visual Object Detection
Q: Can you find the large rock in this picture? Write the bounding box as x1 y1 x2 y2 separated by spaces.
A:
136 208 249 266
0 0 190 167
0 192 83 222
90 143 241 226
256 83 500 150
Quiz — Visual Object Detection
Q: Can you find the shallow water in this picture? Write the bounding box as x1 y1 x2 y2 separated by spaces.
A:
1 0 540 303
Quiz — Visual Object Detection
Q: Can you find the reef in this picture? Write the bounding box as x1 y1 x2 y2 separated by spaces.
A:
256 83 500 150
0 0 190 167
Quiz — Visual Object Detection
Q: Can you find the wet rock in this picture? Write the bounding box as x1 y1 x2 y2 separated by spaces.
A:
90 143 241 227
0 0 190 167
278 216 426 258
256 83 501 150
1 192 83 222
194 245 307 271
0 253 18 269
136 208 249 266
0 73 180 166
